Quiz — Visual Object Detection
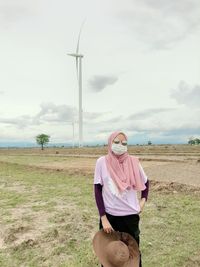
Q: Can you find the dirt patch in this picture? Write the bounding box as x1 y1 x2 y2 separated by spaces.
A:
36 158 96 171
0 199 81 251
0 144 199 156
4 225 31 244
184 252 200 267
5 183 27 193
145 162 200 187
0 206 51 249
39 159 200 188
1 149 200 188
150 180 200 194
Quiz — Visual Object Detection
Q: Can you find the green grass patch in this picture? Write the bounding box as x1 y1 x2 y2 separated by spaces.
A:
0 161 199 267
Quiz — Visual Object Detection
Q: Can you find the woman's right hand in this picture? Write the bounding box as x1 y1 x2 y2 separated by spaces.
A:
101 215 114 234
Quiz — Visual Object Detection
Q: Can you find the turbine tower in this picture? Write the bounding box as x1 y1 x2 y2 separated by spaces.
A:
68 24 84 148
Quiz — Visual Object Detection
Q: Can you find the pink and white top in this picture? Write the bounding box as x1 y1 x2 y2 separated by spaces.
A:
94 156 148 216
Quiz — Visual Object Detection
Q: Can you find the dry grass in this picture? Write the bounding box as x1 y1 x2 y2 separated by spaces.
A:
0 144 200 156
0 145 200 267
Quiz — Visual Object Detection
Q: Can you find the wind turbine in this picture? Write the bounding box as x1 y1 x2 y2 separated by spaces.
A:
68 23 85 148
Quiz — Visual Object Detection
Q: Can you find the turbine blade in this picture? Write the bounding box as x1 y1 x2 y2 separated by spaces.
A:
67 53 77 57
76 19 86 54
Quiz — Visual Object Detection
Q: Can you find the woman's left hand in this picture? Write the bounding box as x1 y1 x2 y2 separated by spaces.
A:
139 198 146 213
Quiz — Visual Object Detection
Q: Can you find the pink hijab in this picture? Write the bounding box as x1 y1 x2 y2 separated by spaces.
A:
105 131 146 192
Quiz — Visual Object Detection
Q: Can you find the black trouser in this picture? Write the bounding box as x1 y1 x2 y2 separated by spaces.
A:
99 213 142 267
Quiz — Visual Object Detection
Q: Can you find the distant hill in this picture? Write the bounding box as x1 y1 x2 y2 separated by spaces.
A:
0 140 186 148
0 142 73 148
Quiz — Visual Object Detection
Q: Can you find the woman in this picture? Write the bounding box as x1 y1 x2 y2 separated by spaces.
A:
94 131 149 267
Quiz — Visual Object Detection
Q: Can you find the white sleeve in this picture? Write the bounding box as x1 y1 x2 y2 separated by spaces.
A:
94 158 103 185
138 162 148 184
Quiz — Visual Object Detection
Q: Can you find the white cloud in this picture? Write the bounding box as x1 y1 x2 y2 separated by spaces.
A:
128 108 176 120
117 0 200 49
0 0 39 28
83 111 105 121
0 101 199 144
35 103 76 123
171 81 200 108
0 102 105 128
88 75 118 92
0 0 199 145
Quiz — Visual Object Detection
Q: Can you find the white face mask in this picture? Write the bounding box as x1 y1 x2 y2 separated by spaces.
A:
111 143 127 155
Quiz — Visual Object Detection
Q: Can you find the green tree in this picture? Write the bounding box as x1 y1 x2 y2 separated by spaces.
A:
147 140 152 145
188 139 195 145
188 136 200 145
36 134 50 150
194 138 200 145
188 137 195 145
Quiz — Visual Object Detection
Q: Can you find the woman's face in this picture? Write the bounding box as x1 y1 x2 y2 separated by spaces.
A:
112 133 127 146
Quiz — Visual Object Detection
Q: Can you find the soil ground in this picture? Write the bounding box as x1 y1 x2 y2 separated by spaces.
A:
0 145 200 267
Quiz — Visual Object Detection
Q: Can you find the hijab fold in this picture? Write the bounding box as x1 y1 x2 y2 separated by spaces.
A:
105 131 146 192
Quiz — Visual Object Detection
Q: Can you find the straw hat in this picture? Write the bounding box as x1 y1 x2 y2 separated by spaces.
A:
92 230 140 267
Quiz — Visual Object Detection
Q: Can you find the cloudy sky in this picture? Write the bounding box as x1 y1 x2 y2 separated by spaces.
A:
0 0 200 145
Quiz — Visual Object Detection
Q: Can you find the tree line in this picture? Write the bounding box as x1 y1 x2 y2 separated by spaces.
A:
35 134 200 150
188 138 200 145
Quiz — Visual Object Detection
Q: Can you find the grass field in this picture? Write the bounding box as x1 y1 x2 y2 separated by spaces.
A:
0 146 200 267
